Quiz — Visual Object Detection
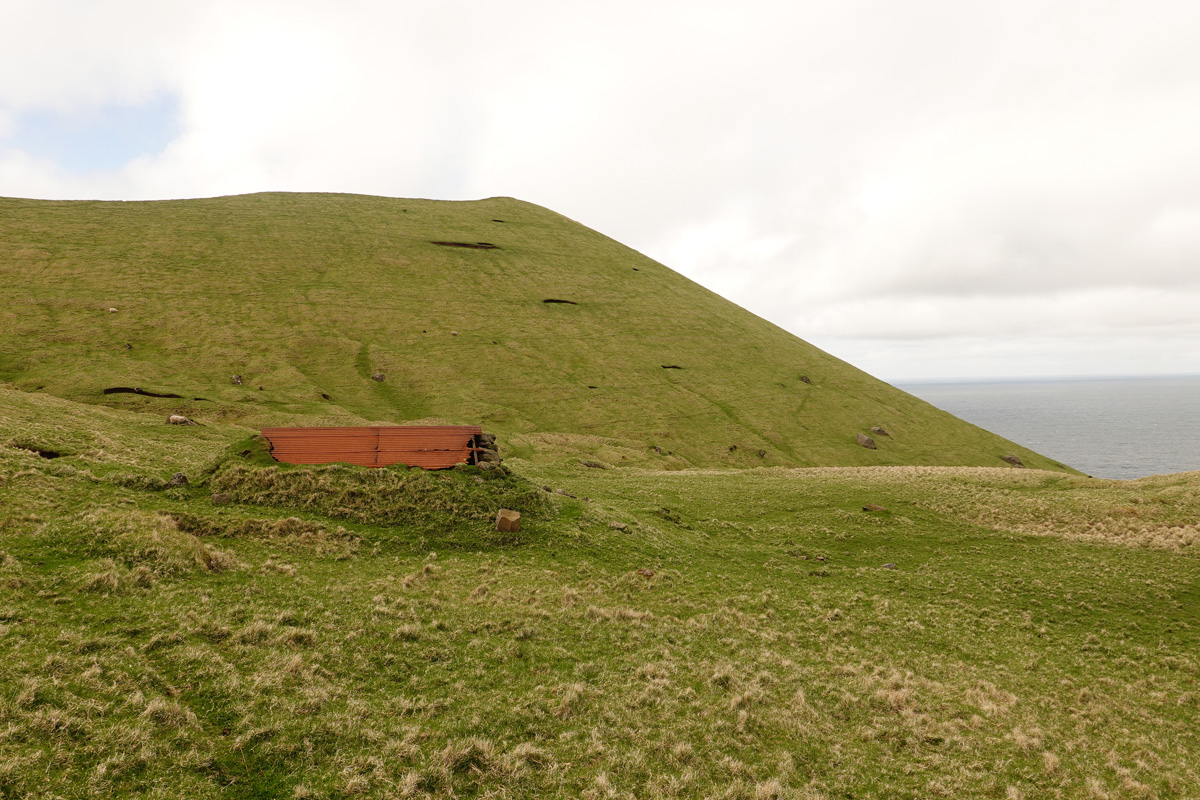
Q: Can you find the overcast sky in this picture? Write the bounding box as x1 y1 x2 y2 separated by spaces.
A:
3 0 1199 381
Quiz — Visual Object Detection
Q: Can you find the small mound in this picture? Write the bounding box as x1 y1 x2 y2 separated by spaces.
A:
208 460 551 545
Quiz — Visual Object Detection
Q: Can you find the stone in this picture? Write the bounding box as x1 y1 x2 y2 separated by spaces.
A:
167 472 188 487
882 563 897 570
1001 455 1025 468
231 375 242 385
636 568 655 579
609 522 628 531
211 492 232 505
167 414 197 425
495 509 521 533
800 375 812 384
476 449 501 463
758 449 766 458
371 372 385 382
870 426 890 436
580 460 607 469
653 446 663 454
857 433 877 450
554 489 577 498
863 503 886 512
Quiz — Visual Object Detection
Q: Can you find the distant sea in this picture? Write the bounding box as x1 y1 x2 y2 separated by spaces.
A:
896 375 1200 480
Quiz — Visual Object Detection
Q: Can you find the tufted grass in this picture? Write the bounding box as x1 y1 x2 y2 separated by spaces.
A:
1 390 1197 798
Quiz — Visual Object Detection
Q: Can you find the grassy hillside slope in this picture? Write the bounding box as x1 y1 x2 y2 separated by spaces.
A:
0 192 1067 471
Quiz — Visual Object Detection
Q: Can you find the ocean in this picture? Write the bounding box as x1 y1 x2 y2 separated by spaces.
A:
896 375 1200 480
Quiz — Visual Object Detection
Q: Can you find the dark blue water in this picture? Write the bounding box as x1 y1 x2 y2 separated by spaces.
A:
897 375 1200 480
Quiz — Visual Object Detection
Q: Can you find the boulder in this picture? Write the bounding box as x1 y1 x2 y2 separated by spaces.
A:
495 509 521 533
580 460 607 469
870 426 890 436
371 372 385 382
167 472 188 487
636 568 656 579
231 374 243 385
1001 455 1025 468
800 375 812 384
856 433 877 450
862 503 886 512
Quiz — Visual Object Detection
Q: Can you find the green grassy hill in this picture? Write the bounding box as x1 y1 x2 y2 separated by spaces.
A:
0 192 1067 471
2 193 1198 798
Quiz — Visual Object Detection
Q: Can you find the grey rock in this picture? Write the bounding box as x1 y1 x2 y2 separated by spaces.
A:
882 563 897 570
167 472 188 487
231 375 243 385
1001 454 1025 468
609 522 628 531
857 433 877 450
371 372 385 382
870 426 890 436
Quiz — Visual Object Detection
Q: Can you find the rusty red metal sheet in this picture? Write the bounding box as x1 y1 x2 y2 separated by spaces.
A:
261 425 483 469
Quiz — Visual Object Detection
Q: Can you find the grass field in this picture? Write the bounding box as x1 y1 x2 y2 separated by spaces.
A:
2 192 1195 798
1 386 1197 799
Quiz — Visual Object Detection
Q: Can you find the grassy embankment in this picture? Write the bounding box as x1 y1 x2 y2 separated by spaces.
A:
1 386 1197 799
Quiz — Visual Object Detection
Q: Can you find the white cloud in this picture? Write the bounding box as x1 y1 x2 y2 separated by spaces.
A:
2 0 1200 379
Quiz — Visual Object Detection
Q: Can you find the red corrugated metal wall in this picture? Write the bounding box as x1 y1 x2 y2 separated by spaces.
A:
261 425 482 469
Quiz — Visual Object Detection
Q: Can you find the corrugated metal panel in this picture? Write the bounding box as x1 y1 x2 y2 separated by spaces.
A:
261 425 483 469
